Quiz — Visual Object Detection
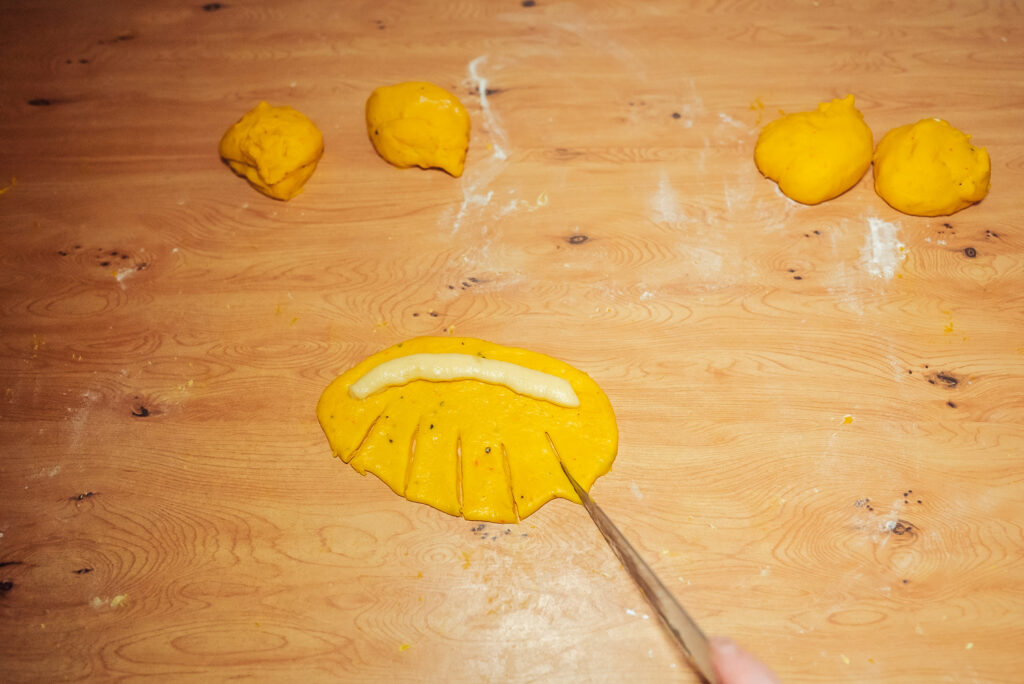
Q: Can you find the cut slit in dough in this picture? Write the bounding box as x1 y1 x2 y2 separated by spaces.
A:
317 337 618 522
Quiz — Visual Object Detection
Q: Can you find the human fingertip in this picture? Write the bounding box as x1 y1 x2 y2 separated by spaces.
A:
710 636 738 656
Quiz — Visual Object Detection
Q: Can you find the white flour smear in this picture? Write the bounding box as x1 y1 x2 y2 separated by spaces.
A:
550 20 647 81
718 112 745 129
723 181 751 214
445 56 512 234
861 218 906 280
675 79 705 130
650 171 685 227
688 247 724 279
468 56 508 161
450 182 495 235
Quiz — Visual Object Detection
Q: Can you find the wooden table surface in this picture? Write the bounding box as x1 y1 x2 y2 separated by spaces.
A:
2 1 1022 681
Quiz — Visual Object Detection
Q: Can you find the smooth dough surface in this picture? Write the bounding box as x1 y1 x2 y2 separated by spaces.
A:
754 95 873 204
349 353 579 407
873 118 990 216
317 337 617 523
365 82 470 177
219 102 323 200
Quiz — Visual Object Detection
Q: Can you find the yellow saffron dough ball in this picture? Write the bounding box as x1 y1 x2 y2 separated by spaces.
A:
366 82 470 177
754 95 874 204
219 102 323 200
873 118 990 216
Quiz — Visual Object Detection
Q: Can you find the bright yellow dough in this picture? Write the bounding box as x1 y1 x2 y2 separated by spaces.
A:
317 337 618 523
873 118 990 216
365 82 470 177
219 102 323 200
754 95 873 204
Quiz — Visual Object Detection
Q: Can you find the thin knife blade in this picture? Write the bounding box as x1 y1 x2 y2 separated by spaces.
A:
560 462 718 684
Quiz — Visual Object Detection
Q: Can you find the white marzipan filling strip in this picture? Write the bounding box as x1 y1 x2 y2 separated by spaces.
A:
348 353 580 408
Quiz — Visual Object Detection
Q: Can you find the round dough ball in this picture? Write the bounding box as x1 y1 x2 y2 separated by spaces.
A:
366 82 470 177
873 118 990 216
754 95 873 204
219 102 323 201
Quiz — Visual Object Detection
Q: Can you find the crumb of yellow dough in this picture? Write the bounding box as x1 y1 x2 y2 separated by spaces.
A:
873 118 990 216
754 95 873 204
316 337 617 523
219 102 323 200
366 82 470 177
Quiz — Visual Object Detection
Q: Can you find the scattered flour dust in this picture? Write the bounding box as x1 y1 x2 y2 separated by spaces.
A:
91 594 128 609
650 170 685 227
28 465 61 480
717 112 745 129
495 189 549 219
450 186 494 234
674 78 705 129
443 58 549 235
861 217 907 279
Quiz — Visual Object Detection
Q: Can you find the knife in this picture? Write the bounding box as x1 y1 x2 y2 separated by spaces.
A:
559 462 718 684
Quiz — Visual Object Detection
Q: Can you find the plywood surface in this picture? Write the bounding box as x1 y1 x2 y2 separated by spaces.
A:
1 1 1022 681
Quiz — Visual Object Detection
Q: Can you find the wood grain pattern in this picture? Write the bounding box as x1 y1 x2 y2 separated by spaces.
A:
2 0 1023 681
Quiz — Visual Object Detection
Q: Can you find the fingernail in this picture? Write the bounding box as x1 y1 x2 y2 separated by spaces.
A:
710 636 738 656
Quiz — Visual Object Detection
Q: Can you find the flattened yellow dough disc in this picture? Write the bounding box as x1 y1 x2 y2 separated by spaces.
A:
316 337 618 522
